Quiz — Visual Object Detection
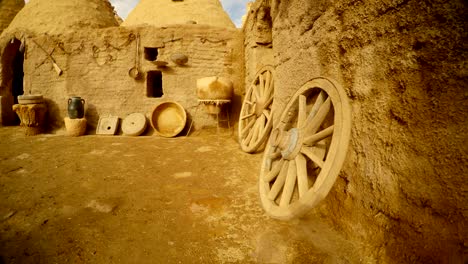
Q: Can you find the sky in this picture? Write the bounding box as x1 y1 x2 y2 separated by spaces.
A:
110 0 250 27
24 0 250 28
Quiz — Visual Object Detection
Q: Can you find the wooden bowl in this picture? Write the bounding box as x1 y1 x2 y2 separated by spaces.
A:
150 102 186 137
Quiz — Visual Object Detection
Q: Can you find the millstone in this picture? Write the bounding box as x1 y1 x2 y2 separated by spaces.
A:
122 113 147 136
18 94 44 105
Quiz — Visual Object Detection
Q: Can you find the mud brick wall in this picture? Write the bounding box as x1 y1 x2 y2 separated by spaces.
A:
19 25 243 131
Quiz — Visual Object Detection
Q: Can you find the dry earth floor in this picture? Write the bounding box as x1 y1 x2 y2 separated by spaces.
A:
0 127 360 263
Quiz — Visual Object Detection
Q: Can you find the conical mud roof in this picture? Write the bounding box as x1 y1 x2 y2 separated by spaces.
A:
0 0 24 35
122 0 235 28
2 0 119 37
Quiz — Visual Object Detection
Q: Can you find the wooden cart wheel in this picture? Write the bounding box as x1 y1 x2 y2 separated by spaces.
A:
238 65 275 153
259 77 351 220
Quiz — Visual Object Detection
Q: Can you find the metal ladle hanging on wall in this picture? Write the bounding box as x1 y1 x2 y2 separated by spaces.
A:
128 33 142 80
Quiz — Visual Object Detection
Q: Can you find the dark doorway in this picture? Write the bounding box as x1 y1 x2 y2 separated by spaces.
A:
1 38 24 125
12 42 24 104
147 71 163 98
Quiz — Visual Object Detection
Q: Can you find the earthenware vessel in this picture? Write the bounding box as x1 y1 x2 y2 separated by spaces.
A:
68 96 85 119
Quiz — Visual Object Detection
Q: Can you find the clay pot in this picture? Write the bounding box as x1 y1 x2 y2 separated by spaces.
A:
196 77 233 114
68 96 85 119
196 76 233 101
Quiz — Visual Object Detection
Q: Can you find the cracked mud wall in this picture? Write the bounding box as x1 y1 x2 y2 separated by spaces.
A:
244 0 467 262
3 25 243 131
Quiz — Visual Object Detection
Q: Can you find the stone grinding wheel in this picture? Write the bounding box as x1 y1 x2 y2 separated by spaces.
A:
238 65 275 153
122 113 147 136
18 94 44 104
258 77 351 220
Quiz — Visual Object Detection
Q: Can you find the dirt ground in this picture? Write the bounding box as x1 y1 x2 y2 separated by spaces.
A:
0 126 362 263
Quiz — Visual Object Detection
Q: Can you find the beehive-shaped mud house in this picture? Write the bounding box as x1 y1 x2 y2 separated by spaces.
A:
0 0 243 131
0 0 24 35
122 0 235 28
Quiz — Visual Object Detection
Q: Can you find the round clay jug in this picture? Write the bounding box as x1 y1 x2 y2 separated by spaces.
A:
68 96 85 119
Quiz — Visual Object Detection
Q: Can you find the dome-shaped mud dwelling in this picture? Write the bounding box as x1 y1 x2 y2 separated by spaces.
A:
1 0 119 37
0 0 25 35
122 0 235 28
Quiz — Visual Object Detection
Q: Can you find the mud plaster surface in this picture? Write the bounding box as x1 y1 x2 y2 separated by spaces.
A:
1 0 118 37
0 127 363 263
122 0 235 29
243 0 467 262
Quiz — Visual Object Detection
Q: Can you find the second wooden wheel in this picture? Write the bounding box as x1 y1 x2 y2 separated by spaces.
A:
238 65 275 153
259 77 351 220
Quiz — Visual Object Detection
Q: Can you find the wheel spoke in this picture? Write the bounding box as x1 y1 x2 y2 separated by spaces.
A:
253 83 261 101
242 122 256 146
250 119 261 146
263 96 273 109
241 113 255 120
305 97 331 134
280 159 297 207
257 114 266 138
263 109 271 121
304 125 334 146
308 91 327 120
269 150 282 160
268 160 289 200
295 153 309 198
264 158 285 182
245 85 254 103
259 73 265 98
264 70 272 96
301 146 324 168
241 118 256 137
297 95 307 128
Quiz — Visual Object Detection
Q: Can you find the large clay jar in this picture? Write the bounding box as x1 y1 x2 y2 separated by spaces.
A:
196 77 233 114
68 96 85 119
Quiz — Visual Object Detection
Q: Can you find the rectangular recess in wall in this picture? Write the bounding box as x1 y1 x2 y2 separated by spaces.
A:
144 47 158 61
147 71 163 98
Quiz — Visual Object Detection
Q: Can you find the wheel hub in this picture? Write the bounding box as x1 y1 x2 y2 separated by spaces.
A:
254 100 264 117
270 128 303 160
